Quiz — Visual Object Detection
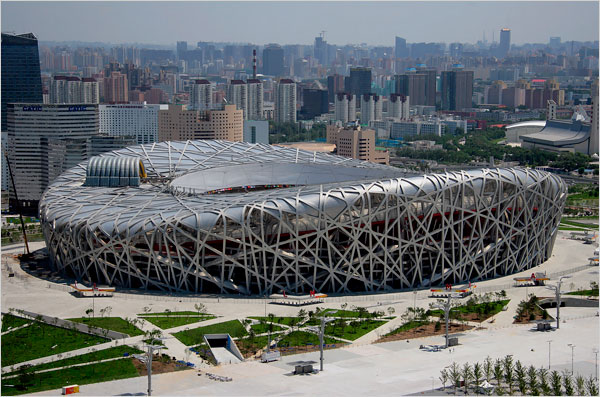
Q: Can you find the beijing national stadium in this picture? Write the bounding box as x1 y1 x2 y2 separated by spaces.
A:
39 140 567 295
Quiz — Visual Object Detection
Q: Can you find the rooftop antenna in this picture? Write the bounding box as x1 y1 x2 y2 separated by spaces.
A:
252 49 257 79
320 31 326 39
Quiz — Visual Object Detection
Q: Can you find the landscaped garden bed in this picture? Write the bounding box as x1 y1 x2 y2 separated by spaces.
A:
1 318 109 367
68 317 144 336
173 320 247 346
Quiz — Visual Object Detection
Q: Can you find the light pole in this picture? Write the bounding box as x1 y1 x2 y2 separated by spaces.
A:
433 294 456 348
547 340 552 369
319 316 335 372
593 348 598 380
546 276 570 329
568 344 575 375
144 337 166 396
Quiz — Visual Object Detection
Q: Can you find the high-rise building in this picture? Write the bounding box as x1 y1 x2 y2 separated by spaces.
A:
246 79 264 120
389 94 410 120
300 89 328 120
1 131 9 192
189 79 213 110
226 80 248 119
334 93 356 124
1 33 43 131
395 37 409 58
360 94 383 125
243 120 269 144
547 100 557 120
177 41 188 60
314 34 328 66
158 104 243 142
103 71 128 103
347 68 372 97
499 28 511 58
327 74 345 103
274 79 297 123
262 44 284 77
590 79 599 155
327 125 389 164
395 73 427 106
50 76 99 104
441 69 474 111
6 103 99 211
417 67 437 107
99 103 168 144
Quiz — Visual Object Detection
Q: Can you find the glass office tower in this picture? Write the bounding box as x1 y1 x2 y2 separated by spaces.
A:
1 33 43 131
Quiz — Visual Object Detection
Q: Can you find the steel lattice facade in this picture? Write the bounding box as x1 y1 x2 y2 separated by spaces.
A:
40 140 567 295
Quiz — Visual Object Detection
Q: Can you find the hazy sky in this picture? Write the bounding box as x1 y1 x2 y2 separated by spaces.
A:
2 1 598 46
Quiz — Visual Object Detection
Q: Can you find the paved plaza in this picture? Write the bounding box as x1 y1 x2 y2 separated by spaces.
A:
1 231 598 395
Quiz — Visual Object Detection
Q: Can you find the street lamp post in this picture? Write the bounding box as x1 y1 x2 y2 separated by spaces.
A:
546 276 570 329
547 340 552 369
433 294 456 348
593 348 598 380
144 339 166 396
319 316 335 372
568 344 576 375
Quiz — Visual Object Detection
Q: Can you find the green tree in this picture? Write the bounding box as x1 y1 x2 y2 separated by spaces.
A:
575 375 586 396
550 370 562 396
493 359 504 386
472 362 482 393
586 376 599 396
538 367 551 395
439 368 449 391
461 363 473 394
194 303 207 316
562 370 575 396
483 356 493 382
449 362 461 395
527 365 539 396
503 355 514 393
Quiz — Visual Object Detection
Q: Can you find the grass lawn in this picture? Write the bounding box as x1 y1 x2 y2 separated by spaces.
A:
324 319 387 341
248 316 300 326
1 315 31 332
386 320 430 336
68 317 144 336
137 311 201 316
249 323 284 334
318 309 361 318
173 320 247 346
1 358 138 396
567 289 599 297
427 299 510 322
1 321 108 367
5 345 143 374
140 315 215 330
235 335 271 358
277 331 342 347
560 219 598 229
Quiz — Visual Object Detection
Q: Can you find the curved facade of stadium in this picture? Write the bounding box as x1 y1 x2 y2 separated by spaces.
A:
40 140 567 295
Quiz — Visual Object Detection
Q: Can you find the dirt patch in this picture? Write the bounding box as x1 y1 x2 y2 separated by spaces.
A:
375 322 474 344
132 355 190 376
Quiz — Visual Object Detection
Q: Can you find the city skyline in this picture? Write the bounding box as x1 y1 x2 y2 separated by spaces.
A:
2 1 598 47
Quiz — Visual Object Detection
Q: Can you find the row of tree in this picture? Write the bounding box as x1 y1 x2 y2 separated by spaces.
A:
439 355 599 396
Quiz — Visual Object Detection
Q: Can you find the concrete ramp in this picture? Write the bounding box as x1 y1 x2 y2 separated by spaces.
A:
204 333 244 365
210 347 242 364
